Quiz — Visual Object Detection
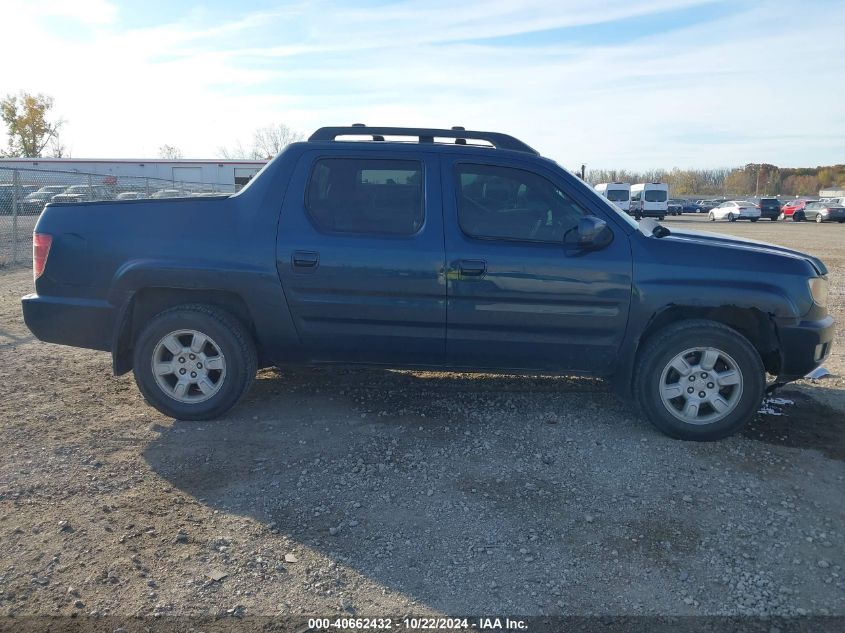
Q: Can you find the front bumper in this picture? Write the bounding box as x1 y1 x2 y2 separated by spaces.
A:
21 293 116 352
776 314 835 380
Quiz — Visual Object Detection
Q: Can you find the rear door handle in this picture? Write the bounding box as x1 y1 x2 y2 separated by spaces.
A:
458 259 486 278
292 250 319 270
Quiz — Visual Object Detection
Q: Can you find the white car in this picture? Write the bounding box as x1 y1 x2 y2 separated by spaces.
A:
708 200 761 222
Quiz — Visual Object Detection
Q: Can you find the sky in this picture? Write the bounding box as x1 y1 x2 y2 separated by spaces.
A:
1 0 843 170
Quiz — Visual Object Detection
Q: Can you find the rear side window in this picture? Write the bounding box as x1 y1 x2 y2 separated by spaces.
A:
306 158 423 235
456 164 587 243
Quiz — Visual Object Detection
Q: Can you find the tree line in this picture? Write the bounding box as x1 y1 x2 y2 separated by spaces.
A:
2 92 842 197
587 163 845 197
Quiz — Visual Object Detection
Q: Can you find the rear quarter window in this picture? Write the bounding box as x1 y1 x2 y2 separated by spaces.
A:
306 158 424 236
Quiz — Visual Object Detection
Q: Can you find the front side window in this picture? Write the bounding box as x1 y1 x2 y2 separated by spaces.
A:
306 158 423 235
644 189 668 202
456 164 588 243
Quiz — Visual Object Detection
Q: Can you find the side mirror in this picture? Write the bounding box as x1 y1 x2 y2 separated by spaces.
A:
564 216 613 250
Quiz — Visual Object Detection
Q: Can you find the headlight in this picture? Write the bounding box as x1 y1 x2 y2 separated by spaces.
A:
808 277 829 308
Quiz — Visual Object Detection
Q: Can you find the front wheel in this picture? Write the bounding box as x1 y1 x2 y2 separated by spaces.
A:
634 320 765 441
133 304 257 420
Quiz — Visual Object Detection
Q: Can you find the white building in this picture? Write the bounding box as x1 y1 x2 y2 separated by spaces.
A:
0 158 267 190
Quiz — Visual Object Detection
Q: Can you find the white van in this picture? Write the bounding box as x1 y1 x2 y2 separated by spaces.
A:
630 182 669 219
594 182 631 212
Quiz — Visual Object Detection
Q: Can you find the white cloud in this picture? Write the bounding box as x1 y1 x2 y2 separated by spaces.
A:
0 0 842 169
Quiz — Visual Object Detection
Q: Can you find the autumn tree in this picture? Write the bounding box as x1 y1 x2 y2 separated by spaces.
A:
0 92 64 157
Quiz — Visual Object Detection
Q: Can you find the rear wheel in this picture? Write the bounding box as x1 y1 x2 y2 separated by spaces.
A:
133 304 257 420
728 213 736 222
634 320 765 441
750 218 758 223
708 212 715 222
816 214 823 223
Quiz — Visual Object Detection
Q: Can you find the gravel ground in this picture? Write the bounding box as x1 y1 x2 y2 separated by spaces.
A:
0 215 843 621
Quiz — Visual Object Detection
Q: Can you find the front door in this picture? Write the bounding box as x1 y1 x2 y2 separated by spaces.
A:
277 150 446 365
442 158 633 373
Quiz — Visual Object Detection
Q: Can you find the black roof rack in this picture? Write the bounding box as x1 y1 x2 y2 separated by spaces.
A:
308 125 538 155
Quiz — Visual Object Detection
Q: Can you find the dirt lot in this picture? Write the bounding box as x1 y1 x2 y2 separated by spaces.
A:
0 215 843 622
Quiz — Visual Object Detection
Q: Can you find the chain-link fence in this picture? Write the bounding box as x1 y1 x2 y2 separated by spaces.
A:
0 167 238 267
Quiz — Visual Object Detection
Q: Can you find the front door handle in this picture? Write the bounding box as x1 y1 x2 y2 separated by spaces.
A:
458 259 486 278
292 250 319 270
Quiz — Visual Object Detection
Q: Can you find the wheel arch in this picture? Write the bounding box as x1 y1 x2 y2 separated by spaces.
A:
637 305 780 375
112 287 259 375
611 304 782 398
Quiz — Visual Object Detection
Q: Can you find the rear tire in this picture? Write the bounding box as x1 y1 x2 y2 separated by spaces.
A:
728 213 736 222
133 304 257 420
634 320 765 441
816 214 823 223
708 212 715 222
750 218 758 223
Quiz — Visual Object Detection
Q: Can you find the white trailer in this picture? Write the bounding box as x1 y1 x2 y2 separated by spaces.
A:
594 182 631 212
630 182 669 219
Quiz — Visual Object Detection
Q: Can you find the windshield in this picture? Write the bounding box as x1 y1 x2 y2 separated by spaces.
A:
606 189 629 202
645 190 668 202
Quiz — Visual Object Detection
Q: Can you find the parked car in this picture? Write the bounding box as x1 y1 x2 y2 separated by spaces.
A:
50 184 114 204
803 202 845 223
0 184 39 214
681 200 701 213
696 200 720 213
667 199 684 216
116 191 146 200
755 198 782 221
21 125 834 441
708 200 762 222
150 189 187 199
20 186 68 214
780 199 812 221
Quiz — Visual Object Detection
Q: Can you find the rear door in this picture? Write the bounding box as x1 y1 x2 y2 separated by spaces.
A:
276 149 446 365
441 157 633 373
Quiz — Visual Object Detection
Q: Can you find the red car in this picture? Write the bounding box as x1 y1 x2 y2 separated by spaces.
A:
780 199 812 221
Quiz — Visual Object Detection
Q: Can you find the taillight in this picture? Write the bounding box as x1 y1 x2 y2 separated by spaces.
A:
33 233 52 280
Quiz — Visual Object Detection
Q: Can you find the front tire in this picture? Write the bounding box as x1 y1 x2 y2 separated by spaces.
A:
133 304 257 420
633 320 765 441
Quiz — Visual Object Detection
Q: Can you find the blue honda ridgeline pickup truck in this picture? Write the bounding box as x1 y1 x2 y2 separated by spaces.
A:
22 126 834 441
